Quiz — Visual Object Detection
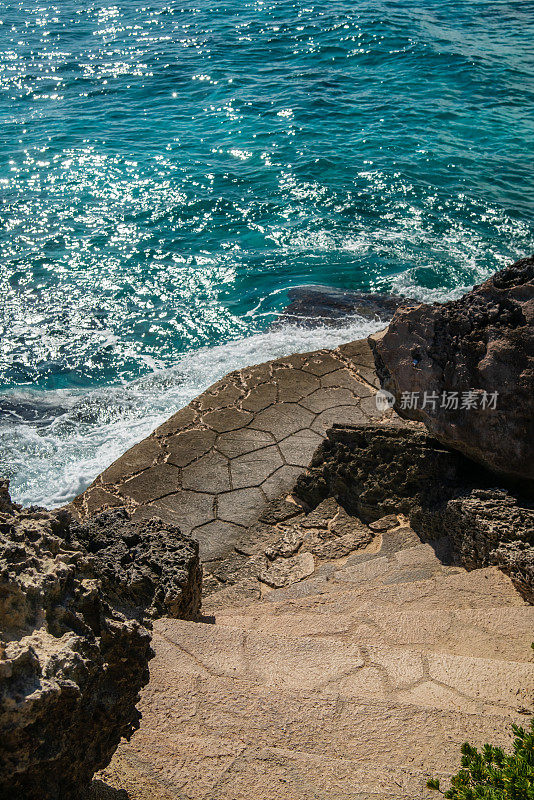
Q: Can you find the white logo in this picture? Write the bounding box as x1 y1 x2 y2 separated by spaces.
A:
375 389 396 412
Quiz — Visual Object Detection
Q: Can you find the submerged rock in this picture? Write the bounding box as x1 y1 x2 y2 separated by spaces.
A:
0 483 201 800
370 255 534 484
275 284 415 327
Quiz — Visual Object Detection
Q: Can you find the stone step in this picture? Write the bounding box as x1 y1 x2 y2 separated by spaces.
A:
154 619 533 715
211 603 534 663
104 658 529 800
99 560 533 800
202 562 526 616
104 738 456 800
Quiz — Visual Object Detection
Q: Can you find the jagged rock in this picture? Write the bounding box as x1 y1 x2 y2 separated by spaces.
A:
70 509 202 620
368 514 399 532
258 498 304 525
328 506 373 546
207 494 375 596
265 527 304 560
309 531 371 560
0 491 151 799
370 256 534 484
233 521 284 557
0 484 202 800
258 551 315 589
300 497 340 529
295 425 533 602
412 488 534 604
295 424 473 521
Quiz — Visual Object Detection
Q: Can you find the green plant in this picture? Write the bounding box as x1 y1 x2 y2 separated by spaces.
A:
427 718 534 799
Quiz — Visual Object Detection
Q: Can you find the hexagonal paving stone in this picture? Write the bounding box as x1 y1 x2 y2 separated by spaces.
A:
311 405 368 435
197 382 244 412
274 369 320 402
166 428 217 468
241 382 277 412
261 465 307 501
337 339 376 367
153 405 197 437
251 403 314 439
132 490 214 534
239 362 273 388
277 353 310 369
181 450 231 493
359 394 393 420
217 487 267 527
320 369 374 396
354 366 381 389
202 407 253 433
230 446 284 489
278 430 324 467
302 353 344 376
80 487 124 515
191 520 245 561
117 462 182 504
300 387 360 414
100 437 161 485
216 428 274 459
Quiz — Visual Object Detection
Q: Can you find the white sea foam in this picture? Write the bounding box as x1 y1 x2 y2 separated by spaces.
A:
1 316 385 509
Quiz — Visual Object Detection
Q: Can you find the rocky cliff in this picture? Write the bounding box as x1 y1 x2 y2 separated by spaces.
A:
0 483 201 800
371 255 534 484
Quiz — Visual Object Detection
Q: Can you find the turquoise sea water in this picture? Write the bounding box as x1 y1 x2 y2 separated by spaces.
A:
1 0 533 506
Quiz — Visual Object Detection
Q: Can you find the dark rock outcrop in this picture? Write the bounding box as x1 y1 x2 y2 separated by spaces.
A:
0 483 201 800
295 425 533 602
294 424 474 522
276 285 415 327
71 509 202 620
370 256 534 484
412 488 534 604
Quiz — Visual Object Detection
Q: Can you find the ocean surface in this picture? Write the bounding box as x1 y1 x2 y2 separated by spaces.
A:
1 0 533 507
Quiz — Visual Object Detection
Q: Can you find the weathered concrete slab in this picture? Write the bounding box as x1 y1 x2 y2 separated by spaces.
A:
71 340 397 586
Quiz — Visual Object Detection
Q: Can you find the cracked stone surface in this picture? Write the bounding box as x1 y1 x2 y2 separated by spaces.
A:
97 503 534 800
71 339 398 589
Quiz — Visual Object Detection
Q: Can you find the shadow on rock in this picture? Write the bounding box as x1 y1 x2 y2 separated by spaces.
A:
83 779 129 799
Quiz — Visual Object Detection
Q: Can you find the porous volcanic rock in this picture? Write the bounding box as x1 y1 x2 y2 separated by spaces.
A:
294 424 473 521
370 256 534 484
413 488 534 604
0 483 201 800
70 508 202 620
295 425 533 602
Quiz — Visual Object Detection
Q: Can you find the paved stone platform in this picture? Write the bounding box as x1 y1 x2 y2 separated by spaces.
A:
72 338 401 588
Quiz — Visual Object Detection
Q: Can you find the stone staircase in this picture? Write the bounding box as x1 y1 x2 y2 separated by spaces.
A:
100 516 534 800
